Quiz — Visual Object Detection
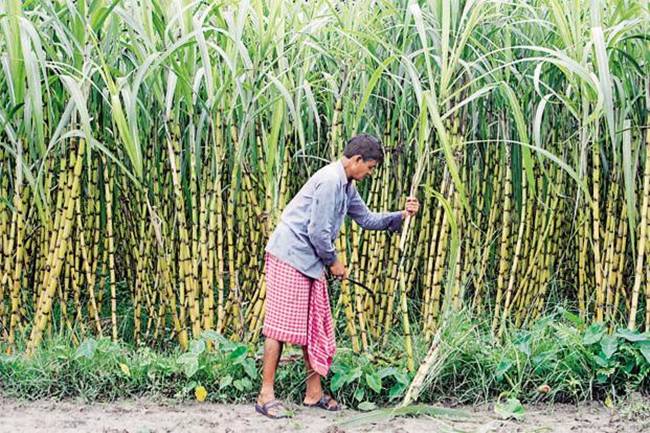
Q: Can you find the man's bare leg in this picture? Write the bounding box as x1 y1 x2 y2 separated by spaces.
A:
302 346 339 409
257 337 285 415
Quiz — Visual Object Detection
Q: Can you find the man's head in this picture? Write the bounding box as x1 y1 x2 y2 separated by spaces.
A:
342 134 384 181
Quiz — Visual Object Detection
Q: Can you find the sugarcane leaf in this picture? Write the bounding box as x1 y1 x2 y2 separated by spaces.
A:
90 0 121 32
590 2 618 158
59 75 93 146
424 89 469 213
501 83 535 194
352 55 397 134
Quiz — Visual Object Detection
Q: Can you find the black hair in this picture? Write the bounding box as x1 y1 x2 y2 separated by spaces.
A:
343 134 384 164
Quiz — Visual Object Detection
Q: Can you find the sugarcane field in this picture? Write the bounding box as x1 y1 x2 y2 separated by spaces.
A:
0 0 649 432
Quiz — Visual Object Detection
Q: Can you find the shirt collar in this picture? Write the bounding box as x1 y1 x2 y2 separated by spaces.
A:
336 159 349 186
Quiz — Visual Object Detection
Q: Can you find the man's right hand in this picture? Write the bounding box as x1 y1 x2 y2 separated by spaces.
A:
329 260 348 280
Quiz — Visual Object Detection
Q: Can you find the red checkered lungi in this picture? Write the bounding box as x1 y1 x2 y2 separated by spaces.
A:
262 253 336 376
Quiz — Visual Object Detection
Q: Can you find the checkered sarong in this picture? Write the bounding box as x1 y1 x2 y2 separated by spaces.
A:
262 253 336 376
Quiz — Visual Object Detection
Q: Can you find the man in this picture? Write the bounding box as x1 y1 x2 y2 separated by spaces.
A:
255 134 420 419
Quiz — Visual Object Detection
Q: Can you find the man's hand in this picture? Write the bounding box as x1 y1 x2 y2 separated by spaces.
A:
329 259 348 280
402 196 420 218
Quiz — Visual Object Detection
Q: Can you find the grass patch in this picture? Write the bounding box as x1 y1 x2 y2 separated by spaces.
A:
1 309 648 406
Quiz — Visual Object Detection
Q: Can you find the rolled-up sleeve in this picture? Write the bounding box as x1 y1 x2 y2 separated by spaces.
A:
307 180 338 265
347 187 404 232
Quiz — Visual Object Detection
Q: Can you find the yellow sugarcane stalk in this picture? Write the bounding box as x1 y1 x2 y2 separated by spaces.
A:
26 138 85 355
628 116 650 330
492 151 512 332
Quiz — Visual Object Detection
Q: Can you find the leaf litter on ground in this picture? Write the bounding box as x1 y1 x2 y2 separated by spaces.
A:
336 403 473 429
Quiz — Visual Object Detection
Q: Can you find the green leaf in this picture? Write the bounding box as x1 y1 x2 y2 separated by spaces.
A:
201 330 225 344
365 372 382 394
190 339 206 355
377 367 398 379
330 373 347 392
389 382 407 400
394 371 411 386
353 387 365 402
228 346 247 364
242 358 257 379
495 398 525 421
596 373 609 384
345 367 363 384
561 309 584 327
90 0 121 32
178 352 199 378
495 359 513 381
219 375 233 390
182 380 198 395
583 323 605 345
593 353 610 368
183 358 198 379
352 55 397 134
233 378 252 392
75 338 97 359
600 335 619 359
501 83 535 194
357 401 377 412
636 341 650 364
616 328 649 342
515 335 531 357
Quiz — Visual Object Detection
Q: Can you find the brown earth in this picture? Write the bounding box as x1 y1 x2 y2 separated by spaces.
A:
0 395 648 433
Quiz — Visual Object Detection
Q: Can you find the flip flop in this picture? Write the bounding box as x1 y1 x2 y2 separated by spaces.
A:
303 394 342 412
255 399 291 419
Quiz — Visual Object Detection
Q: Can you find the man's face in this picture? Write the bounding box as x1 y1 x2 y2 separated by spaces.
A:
351 156 378 181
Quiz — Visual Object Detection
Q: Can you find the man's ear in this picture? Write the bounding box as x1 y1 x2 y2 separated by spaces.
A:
353 155 364 163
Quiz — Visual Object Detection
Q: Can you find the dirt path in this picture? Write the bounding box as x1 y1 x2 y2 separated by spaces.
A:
1 396 648 433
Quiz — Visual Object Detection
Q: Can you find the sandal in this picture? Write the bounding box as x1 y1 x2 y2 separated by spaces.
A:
255 399 291 419
303 393 342 412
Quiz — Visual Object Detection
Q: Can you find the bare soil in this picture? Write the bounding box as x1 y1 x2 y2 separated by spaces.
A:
1 395 648 433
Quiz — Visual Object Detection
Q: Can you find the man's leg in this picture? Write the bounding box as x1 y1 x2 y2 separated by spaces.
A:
302 346 339 409
257 337 283 409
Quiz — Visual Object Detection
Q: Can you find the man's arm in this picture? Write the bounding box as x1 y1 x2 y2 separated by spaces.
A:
307 180 338 266
347 186 404 232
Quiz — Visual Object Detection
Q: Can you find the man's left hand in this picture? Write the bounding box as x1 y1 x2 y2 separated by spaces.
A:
402 196 420 218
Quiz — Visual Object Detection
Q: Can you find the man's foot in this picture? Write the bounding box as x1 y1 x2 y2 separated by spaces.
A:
255 399 291 419
303 393 342 411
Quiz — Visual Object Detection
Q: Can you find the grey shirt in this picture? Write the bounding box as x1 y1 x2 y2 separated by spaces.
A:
265 159 403 279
